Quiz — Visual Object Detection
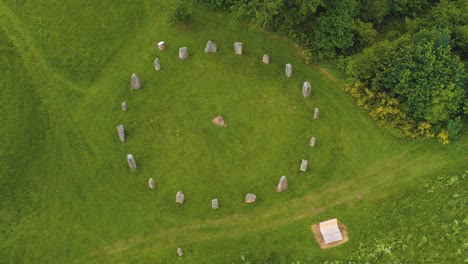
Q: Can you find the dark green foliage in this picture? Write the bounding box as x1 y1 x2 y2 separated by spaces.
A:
373 29 466 124
313 0 357 59
390 0 429 17
168 1 193 25
447 116 463 139
358 0 391 25
229 0 284 29
353 19 377 49
415 0 468 59
344 39 399 85
197 0 235 11
358 0 429 25
453 24 468 60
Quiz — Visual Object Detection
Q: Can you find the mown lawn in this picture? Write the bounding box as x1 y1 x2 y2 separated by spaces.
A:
0 1 466 263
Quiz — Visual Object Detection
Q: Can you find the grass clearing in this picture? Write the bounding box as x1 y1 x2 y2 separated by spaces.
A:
0 1 466 263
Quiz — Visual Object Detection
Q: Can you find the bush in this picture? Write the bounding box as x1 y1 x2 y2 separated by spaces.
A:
168 1 192 25
447 117 463 140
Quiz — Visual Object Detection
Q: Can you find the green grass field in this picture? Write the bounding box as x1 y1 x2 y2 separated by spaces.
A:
0 1 466 263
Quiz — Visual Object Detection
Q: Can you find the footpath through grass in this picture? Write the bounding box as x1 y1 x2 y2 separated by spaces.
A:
0 1 466 263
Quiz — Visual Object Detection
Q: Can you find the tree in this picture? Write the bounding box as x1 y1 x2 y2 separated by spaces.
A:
313 0 357 59
373 29 467 125
358 0 391 25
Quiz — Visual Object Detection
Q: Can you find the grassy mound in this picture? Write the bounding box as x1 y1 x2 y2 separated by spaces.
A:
0 1 466 263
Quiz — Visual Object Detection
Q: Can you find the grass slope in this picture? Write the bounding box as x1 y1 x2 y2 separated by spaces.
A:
0 1 466 263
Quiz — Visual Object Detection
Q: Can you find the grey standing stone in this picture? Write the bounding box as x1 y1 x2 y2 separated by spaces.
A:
204 40 217 53
234 42 243 55
148 178 155 189
127 154 137 171
285 63 292 78
116 124 125 142
179 47 188 60
177 247 183 257
302 81 311 97
310 137 316 147
300 159 308 172
121 101 127 112
262 54 270 64
176 191 185 204
212 198 219 209
276 176 288 192
245 193 256 203
154 57 161 71
314 108 319 119
131 73 141 90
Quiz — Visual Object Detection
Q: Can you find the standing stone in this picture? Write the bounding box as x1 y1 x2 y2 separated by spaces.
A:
176 191 185 204
285 63 292 78
262 54 270 64
204 40 217 53
127 154 137 171
300 159 308 172
276 176 288 192
177 247 183 257
116 124 125 142
121 101 127 112
245 193 256 203
179 47 188 60
314 108 319 119
131 73 141 90
212 116 226 127
310 137 316 147
212 198 219 209
148 178 155 189
234 42 243 55
157 41 165 51
302 81 311 97
154 57 161 71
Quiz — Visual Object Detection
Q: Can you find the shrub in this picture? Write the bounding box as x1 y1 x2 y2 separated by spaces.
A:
168 1 192 25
